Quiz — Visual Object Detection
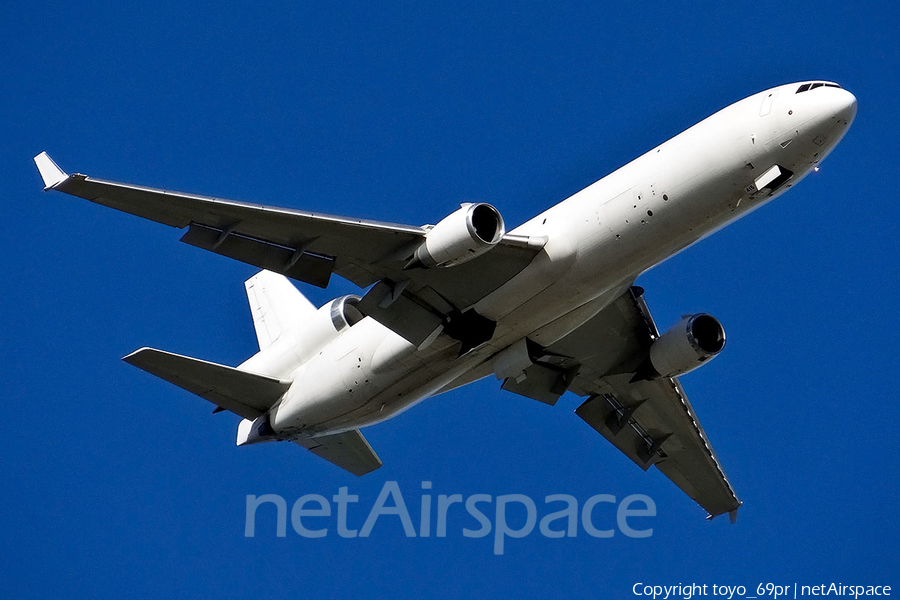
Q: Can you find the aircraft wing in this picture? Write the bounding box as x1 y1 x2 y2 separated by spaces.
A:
35 153 544 347
522 287 741 519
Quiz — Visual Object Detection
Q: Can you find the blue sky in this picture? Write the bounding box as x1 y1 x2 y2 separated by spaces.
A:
3 0 898 597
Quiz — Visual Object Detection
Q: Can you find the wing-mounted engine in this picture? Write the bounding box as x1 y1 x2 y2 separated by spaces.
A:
355 202 545 354
633 313 726 381
408 203 505 268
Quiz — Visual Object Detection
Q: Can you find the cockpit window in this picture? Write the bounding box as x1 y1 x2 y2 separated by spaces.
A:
796 82 842 93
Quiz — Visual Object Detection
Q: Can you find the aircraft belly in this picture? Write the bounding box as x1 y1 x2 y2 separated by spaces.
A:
331 122 779 434
267 319 462 434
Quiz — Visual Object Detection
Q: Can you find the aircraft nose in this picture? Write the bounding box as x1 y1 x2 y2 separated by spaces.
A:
831 88 858 123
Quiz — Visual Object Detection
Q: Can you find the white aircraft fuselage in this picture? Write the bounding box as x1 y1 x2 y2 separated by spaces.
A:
244 82 856 438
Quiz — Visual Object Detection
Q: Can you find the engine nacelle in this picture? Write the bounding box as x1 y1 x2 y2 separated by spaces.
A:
288 295 364 364
414 203 505 267
239 294 364 378
647 313 726 379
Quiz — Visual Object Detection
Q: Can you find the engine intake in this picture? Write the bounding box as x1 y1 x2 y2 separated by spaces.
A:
644 313 726 379
238 294 363 378
413 203 505 268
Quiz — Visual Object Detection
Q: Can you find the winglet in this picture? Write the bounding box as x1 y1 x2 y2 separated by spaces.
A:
33 152 68 190
705 505 740 523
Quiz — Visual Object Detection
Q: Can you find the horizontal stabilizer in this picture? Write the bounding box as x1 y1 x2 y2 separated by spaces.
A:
295 430 382 476
123 348 291 420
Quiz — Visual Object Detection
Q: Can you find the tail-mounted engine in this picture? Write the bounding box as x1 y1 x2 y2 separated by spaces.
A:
239 294 364 378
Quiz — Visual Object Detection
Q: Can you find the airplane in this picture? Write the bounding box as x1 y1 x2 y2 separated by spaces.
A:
34 81 856 520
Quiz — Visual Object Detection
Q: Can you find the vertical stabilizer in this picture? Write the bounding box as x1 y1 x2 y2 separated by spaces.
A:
245 270 317 350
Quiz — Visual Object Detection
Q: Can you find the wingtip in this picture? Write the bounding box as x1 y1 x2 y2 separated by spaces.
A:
705 505 740 523
33 151 68 190
122 347 154 364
